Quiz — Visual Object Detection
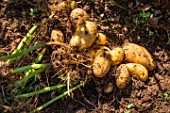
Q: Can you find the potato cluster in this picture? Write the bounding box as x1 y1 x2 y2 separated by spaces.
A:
50 1 156 91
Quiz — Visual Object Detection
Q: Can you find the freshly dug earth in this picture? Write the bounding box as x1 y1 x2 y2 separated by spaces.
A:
0 0 170 113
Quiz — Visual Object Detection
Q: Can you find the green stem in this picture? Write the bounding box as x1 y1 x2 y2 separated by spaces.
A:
11 63 49 74
21 48 46 88
15 67 46 86
15 84 67 98
31 83 83 113
8 24 38 64
0 43 45 61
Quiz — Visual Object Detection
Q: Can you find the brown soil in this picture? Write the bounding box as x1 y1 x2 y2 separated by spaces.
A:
0 0 170 113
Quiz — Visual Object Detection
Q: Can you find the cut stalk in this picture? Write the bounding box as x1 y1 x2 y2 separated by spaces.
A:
15 67 46 86
31 82 83 113
8 24 38 64
11 63 49 74
0 43 45 61
21 48 46 88
15 84 67 98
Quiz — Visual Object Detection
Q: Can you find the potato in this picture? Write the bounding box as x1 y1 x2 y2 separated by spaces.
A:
80 21 97 49
141 46 156 71
126 63 148 81
56 0 77 12
51 29 64 43
70 8 89 28
104 82 114 93
109 47 124 66
123 42 156 71
93 49 111 77
69 26 82 47
96 33 107 45
116 64 131 89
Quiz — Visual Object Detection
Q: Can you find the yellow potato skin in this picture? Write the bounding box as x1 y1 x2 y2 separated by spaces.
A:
70 8 89 27
116 64 130 89
109 47 124 66
141 46 156 71
126 63 148 81
123 42 156 71
96 33 107 45
93 49 111 77
69 26 83 47
104 82 114 93
51 29 64 43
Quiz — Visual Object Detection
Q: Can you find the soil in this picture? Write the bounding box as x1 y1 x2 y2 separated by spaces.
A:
0 0 170 113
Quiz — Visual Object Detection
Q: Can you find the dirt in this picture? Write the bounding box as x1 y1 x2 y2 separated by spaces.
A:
0 0 170 113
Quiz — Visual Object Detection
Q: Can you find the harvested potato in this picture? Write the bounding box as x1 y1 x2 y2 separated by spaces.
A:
141 46 156 71
123 42 156 71
96 33 107 45
56 0 77 12
93 49 111 77
70 8 89 27
126 63 148 81
109 47 124 66
116 64 131 89
80 21 97 49
51 29 64 43
104 82 114 93
69 26 83 47
70 21 97 49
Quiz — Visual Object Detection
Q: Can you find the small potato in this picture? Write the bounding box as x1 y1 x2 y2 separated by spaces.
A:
56 0 77 12
126 63 148 81
116 64 131 89
123 42 156 71
96 33 107 45
70 8 89 27
109 47 124 66
104 82 114 93
93 49 111 77
51 29 64 43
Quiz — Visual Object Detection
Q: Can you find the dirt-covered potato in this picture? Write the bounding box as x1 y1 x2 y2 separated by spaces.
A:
116 64 131 89
70 8 89 28
126 63 148 81
69 26 82 47
80 21 97 49
141 46 156 71
104 82 114 93
51 29 64 43
123 42 156 71
96 33 107 45
93 49 111 77
109 47 124 66
70 21 97 49
56 0 77 12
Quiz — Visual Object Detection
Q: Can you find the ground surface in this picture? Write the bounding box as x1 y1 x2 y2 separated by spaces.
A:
0 0 170 113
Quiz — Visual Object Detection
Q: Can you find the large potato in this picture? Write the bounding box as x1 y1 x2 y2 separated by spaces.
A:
69 26 83 47
80 21 97 49
116 64 130 89
141 46 156 71
70 8 89 28
126 63 148 81
123 42 156 71
109 47 124 66
93 49 111 77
